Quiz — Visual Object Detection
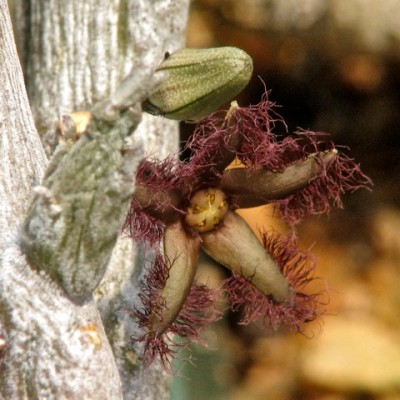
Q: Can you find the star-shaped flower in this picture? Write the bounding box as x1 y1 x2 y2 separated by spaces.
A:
124 93 371 369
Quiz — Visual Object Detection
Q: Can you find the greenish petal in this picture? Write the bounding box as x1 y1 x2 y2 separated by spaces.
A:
200 211 293 304
151 221 201 335
220 150 337 208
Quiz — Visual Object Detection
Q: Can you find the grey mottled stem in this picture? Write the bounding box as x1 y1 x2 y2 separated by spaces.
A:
0 0 189 398
20 71 150 300
0 0 122 397
0 2 47 248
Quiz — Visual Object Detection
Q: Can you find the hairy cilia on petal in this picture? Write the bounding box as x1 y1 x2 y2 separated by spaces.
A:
220 149 338 208
201 211 294 304
276 132 373 225
148 221 200 337
131 157 186 223
137 280 220 370
224 232 325 331
133 221 220 367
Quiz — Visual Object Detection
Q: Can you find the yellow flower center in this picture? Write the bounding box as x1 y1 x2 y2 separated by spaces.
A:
185 188 229 233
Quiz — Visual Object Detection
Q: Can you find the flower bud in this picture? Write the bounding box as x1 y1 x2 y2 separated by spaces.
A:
144 47 253 121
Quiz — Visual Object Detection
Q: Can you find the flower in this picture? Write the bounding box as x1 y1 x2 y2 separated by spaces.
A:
124 93 371 369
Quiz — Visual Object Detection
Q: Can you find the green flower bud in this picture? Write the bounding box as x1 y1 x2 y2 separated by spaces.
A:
144 47 253 121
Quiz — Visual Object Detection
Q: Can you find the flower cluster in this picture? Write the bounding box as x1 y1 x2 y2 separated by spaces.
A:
124 93 371 369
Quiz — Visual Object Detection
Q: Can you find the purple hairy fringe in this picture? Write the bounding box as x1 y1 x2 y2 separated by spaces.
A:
169 283 222 339
132 254 221 370
123 156 183 245
135 151 215 195
135 156 183 190
123 202 165 247
276 131 373 225
227 96 298 170
223 232 326 333
185 94 371 224
184 92 323 174
184 92 288 176
134 254 169 332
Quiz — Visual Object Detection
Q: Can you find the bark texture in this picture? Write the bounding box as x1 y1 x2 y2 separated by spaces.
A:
0 0 189 398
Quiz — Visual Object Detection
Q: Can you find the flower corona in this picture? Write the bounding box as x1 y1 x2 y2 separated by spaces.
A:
185 188 229 233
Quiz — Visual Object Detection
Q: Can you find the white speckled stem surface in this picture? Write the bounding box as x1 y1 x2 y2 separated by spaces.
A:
0 0 189 398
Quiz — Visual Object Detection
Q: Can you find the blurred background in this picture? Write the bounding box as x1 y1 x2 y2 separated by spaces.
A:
172 1 400 399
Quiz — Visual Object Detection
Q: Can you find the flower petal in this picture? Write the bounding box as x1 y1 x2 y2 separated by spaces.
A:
133 221 220 369
223 232 325 332
153 221 201 336
277 144 373 224
200 211 294 304
220 150 337 208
